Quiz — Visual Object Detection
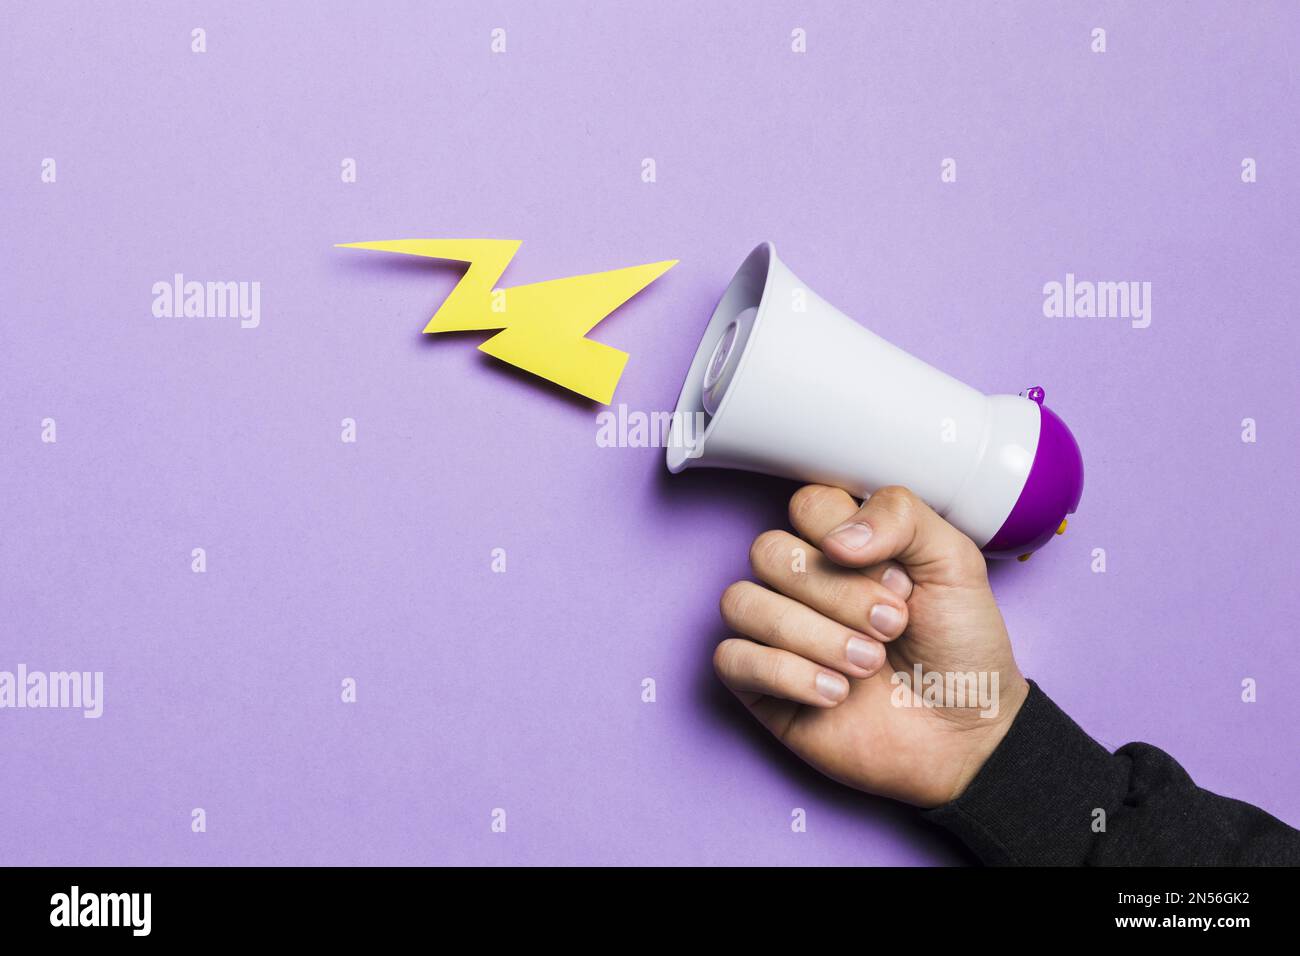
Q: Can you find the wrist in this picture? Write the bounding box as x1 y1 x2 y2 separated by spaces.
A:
944 673 1029 803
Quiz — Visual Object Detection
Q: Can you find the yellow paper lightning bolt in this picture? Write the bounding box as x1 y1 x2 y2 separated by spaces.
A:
337 239 677 404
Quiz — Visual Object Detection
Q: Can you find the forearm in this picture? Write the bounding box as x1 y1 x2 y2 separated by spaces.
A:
923 681 1300 866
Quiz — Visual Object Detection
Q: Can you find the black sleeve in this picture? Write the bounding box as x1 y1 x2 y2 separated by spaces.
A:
922 680 1300 866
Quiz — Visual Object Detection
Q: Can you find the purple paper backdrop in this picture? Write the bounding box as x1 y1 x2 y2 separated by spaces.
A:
3 1 1297 866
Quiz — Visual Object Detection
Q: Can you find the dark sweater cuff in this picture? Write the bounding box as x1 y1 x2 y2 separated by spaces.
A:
923 680 1124 865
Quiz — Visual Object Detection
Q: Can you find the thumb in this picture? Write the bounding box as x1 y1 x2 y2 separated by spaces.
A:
819 486 988 586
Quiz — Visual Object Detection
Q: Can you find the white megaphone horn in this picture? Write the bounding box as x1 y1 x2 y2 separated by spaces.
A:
666 242 1083 559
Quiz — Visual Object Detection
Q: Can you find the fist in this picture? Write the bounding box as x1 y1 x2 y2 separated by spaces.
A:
714 484 1029 807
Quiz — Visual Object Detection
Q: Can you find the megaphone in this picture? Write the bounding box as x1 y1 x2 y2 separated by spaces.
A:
666 242 1083 559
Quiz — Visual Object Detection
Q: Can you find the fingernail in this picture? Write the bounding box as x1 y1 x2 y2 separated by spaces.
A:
815 672 849 702
869 603 903 635
829 521 873 551
845 636 883 670
882 567 913 597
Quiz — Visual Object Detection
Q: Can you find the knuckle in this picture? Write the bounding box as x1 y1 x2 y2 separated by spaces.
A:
712 638 744 678
762 649 787 689
762 598 795 646
821 570 862 612
719 581 753 625
788 484 831 527
749 530 788 572
873 485 916 518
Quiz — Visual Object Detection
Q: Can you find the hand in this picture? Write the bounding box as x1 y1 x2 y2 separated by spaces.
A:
713 484 1029 807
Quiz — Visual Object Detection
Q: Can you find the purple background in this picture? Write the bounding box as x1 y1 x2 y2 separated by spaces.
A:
3 1 1297 865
